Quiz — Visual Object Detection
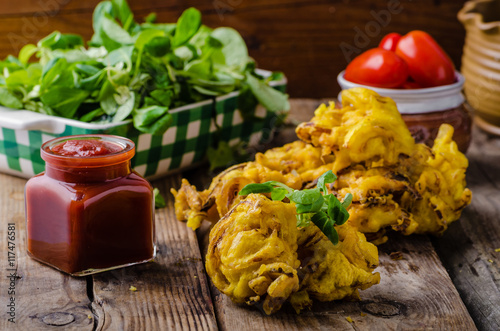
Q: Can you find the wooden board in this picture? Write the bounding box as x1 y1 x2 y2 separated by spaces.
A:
0 0 468 98
90 175 218 330
206 235 477 331
432 127 500 331
0 175 93 330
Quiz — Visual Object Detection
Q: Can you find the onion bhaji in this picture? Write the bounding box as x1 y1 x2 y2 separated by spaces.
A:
206 194 380 314
172 141 334 230
296 88 415 173
172 87 472 314
173 88 471 239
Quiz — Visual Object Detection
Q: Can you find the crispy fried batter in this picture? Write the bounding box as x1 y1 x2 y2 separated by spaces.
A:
296 88 415 173
173 88 471 237
403 124 472 234
172 141 334 230
206 194 300 315
173 87 472 315
206 194 380 314
294 223 380 305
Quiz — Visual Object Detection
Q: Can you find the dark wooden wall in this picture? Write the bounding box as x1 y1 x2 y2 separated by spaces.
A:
0 0 467 98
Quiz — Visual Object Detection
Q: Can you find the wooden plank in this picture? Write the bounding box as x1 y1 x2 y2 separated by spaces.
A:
0 174 94 330
202 226 476 330
432 126 500 331
0 0 467 98
90 175 218 330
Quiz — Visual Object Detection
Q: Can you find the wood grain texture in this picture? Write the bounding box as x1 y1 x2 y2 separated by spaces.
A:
0 174 94 330
207 235 477 331
90 175 218 330
0 0 468 97
432 126 500 331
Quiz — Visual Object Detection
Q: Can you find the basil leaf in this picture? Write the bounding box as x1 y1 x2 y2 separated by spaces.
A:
311 211 339 245
150 89 172 107
326 194 341 224
38 31 83 50
89 1 114 47
98 12 134 51
111 0 135 31
295 195 324 214
237 85 259 119
145 36 171 57
40 87 89 118
207 141 234 171
80 107 105 122
173 7 201 47
296 213 312 227
133 105 172 135
18 44 38 64
104 45 134 67
211 27 248 69
0 88 23 109
239 183 274 196
317 170 336 194
144 12 157 24
271 187 288 201
153 188 166 208
337 208 350 226
112 91 135 122
342 193 353 209
41 57 72 88
245 73 290 113
287 188 322 205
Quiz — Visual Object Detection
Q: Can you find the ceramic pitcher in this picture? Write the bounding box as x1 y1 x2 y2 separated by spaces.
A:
459 0 500 134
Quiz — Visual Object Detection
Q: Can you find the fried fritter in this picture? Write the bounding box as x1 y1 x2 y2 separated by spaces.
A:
171 141 333 230
173 87 472 238
332 165 419 236
402 124 472 234
173 87 472 316
296 88 415 173
331 125 471 237
206 194 380 314
293 223 380 306
206 194 300 315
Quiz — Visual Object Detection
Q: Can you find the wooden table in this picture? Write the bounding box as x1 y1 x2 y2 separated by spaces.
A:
0 99 499 330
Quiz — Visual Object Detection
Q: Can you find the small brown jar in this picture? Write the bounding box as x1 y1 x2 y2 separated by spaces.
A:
25 135 156 276
338 71 471 153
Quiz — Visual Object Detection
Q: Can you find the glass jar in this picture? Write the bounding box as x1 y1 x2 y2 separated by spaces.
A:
337 71 472 153
25 135 156 276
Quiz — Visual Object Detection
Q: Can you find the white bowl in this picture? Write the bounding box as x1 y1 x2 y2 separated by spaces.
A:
337 70 465 114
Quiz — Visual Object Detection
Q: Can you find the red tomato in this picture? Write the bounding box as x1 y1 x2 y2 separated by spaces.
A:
401 80 423 89
344 48 409 88
379 32 401 52
395 31 455 87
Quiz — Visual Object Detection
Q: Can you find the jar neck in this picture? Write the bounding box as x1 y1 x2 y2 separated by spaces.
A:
45 160 132 183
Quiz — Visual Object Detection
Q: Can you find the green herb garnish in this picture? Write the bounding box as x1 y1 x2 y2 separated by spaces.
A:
0 0 289 135
238 170 353 245
153 188 166 209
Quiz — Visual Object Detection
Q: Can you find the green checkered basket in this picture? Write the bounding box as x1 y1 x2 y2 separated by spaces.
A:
0 71 286 179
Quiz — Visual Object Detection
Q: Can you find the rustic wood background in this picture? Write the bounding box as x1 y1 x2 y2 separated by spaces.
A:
0 0 467 98
3 99 499 330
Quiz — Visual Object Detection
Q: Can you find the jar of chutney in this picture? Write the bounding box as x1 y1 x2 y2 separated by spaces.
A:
25 135 156 276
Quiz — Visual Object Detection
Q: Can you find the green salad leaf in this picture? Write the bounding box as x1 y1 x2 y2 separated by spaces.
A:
153 188 166 208
239 170 353 245
0 0 289 137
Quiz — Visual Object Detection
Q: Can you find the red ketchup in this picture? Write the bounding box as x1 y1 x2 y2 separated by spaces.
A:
25 135 156 276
